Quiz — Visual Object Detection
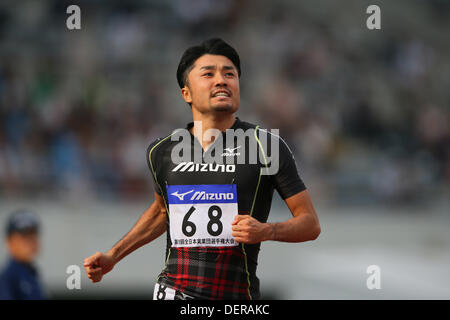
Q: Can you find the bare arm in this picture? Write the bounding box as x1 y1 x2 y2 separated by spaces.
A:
84 192 167 282
108 192 167 263
269 189 320 242
232 190 321 244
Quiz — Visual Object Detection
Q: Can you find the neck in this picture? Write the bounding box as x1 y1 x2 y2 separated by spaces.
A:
190 110 235 150
10 253 33 264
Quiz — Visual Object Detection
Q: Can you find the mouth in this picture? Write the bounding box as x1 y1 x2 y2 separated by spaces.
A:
211 90 231 98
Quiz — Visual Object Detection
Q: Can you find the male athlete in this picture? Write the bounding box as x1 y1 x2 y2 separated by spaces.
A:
84 38 321 300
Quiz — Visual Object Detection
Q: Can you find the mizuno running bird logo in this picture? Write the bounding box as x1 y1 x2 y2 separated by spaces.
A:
224 146 241 153
222 146 241 156
170 189 234 201
171 190 194 200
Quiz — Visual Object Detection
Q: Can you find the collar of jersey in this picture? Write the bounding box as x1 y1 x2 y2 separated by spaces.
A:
185 117 241 135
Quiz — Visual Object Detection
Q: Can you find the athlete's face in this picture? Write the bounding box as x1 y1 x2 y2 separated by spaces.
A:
181 54 240 114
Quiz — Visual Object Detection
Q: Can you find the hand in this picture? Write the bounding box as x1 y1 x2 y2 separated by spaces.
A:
83 251 116 283
232 215 273 244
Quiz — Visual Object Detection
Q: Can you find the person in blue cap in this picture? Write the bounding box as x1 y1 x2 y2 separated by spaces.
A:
0 209 47 299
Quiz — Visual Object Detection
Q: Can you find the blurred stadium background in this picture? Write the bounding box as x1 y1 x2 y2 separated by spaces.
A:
0 0 449 299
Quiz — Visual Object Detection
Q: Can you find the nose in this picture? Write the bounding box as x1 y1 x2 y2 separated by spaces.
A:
213 73 227 87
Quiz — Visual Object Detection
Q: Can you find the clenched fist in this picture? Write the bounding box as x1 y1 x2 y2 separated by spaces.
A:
231 214 274 244
83 251 116 283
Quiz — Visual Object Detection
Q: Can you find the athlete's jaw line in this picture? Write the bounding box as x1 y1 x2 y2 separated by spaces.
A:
188 87 237 112
209 88 235 112
209 100 234 113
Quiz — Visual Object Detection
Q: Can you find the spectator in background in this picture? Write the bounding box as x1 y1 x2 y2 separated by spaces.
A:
0 1 449 204
0 209 47 300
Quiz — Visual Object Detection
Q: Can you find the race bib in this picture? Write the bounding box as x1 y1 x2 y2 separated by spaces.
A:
153 283 194 300
153 283 176 300
166 184 238 248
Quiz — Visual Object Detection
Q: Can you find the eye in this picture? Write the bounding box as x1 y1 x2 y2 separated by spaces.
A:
203 72 213 77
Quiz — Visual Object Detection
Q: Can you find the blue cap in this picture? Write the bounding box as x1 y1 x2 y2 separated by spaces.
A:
5 209 40 236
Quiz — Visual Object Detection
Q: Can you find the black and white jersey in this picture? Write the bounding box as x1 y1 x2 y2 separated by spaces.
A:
147 117 306 299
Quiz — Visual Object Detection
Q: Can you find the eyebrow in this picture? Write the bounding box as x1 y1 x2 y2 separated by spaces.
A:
199 65 236 71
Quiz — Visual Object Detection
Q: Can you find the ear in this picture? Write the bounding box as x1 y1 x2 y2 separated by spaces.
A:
181 86 193 104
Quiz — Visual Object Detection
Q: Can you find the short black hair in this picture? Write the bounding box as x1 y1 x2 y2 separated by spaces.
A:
176 38 241 88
